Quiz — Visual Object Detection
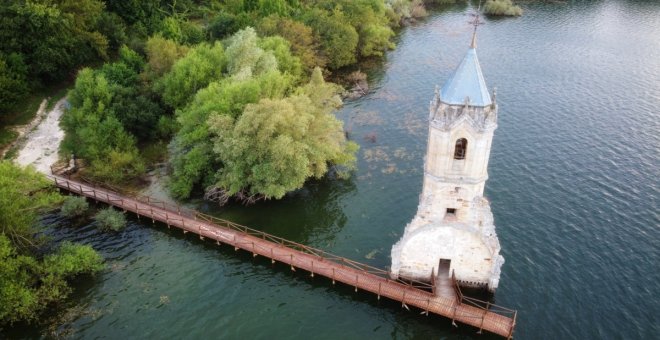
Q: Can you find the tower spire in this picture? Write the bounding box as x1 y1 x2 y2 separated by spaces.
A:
469 1 484 49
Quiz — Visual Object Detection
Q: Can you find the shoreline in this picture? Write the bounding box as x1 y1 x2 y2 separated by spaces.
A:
13 98 67 174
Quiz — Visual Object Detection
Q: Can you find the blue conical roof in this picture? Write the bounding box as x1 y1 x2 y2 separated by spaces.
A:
440 48 491 107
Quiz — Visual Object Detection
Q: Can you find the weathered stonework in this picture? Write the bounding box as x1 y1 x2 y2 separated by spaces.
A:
391 48 504 292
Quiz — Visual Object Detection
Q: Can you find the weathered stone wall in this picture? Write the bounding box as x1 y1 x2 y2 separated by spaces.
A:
391 92 504 292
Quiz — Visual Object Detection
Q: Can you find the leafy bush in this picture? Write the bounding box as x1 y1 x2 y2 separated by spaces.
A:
60 196 89 218
94 208 127 231
208 68 358 199
0 235 103 325
0 161 63 249
484 0 523 16
0 52 28 113
157 42 226 108
42 241 105 277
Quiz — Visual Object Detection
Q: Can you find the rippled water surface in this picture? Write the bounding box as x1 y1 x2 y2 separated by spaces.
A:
12 1 660 339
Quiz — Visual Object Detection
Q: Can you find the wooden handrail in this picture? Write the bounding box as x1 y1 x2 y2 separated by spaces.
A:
48 174 516 327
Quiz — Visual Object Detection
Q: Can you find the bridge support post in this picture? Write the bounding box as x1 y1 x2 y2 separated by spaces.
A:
310 261 314 278
477 301 489 334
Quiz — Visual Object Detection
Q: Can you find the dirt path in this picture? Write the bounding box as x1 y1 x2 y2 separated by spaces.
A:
14 98 67 174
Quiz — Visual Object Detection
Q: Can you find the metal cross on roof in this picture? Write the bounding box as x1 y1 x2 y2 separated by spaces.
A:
468 1 484 48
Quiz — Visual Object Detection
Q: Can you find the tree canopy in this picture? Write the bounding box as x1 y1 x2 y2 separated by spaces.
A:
60 67 147 183
0 162 62 249
209 68 358 199
0 162 104 326
9 0 432 194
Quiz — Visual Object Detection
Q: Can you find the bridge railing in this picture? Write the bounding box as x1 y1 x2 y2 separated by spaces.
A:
193 211 435 289
50 174 515 332
451 271 517 336
52 173 435 290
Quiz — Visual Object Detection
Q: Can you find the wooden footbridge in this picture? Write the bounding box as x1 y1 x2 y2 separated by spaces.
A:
49 174 517 338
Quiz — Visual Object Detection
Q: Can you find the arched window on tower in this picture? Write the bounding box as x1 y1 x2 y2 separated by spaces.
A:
454 138 467 160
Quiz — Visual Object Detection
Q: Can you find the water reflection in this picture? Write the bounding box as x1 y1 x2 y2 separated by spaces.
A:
8 1 660 338
200 176 357 248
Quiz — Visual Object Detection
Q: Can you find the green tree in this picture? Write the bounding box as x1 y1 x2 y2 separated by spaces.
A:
0 53 28 113
0 162 104 325
96 12 128 51
60 196 89 218
225 27 278 79
144 35 189 80
257 16 327 72
158 42 226 108
209 68 357 199
109 86 163 140
207 12 240 40
0 162 63 249
61 69 145 183
0 0 108 80
92 48 164 141
105 0 165 30
303 10 359 69
329 0 396 57
259 36 303 80
256 0 290 17
484 0 523 16
95 208 127 232
0 236 103 325
159 17 184 42
169 71 293 198
359 24 395 57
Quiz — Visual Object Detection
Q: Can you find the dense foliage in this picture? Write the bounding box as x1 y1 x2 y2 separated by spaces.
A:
483 0 523 16
208 68 358 200
0 162 63 248
60 47 157 183
94 208 127 232
1 0 432 114
0 0 458 328
0 0 109 113
0 237 104 325
0 162 104 326
60 196 89 218
11 0 438 199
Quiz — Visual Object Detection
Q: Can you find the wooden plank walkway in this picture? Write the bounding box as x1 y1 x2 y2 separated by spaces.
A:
50 175 516 338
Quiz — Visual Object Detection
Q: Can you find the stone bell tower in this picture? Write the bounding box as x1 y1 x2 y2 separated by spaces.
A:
390 23 504 292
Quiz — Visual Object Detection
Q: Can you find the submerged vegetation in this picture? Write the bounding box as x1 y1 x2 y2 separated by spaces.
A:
0 162 104 326
60 196 89 218
484 0 523 16
94 208 127 232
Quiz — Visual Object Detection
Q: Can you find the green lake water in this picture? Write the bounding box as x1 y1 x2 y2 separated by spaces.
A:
8 1 660 339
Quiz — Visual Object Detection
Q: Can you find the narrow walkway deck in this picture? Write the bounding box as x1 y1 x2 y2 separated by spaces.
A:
50 175 516 338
